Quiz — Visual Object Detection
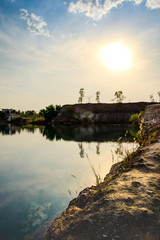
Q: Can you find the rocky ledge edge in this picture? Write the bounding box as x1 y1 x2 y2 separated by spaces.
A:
45 132 160 240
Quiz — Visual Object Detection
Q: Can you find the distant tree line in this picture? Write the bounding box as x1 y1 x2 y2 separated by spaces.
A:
78 89 160 104
78 89 126 104
0 105 62 123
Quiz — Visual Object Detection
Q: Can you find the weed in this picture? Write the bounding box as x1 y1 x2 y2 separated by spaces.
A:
86 153 102 192
112 130 138 166
136 118 160 147
106 187 114 193
68 174 88 197
118 120 159 171
129 111 144 125
68 189 73 198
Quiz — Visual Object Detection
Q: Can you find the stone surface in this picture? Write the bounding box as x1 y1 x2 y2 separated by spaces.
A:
144 104 160 124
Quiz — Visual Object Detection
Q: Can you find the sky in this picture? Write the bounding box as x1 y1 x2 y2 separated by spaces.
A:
0 0 160 111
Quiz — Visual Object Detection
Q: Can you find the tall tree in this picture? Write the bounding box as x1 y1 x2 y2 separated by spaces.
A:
96 91 100 103
112 91 126 103
39 105 61 122
157 91 160 102
150 94 155 103
78 88 84 103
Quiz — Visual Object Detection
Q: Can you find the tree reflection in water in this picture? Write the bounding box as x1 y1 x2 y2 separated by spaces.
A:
0 124 138 159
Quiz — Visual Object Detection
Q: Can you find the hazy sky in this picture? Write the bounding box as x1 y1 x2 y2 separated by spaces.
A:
0 0 160 111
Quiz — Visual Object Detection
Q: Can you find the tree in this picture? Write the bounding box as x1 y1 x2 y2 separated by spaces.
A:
112 91 126 103
157 91 160 102
96 143 100 155
78 142 85 158
0 111 7 121
39 105 61 122
24 110 35 117
78 88 84 104
86 95 93 103
150 94 155 103
96 91 100 103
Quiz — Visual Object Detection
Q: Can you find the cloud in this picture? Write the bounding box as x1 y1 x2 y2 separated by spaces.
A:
68 0 160 20
20 9 50 37
146 0 160 9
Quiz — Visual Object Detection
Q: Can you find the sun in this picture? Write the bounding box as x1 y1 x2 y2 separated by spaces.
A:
99 43 133 71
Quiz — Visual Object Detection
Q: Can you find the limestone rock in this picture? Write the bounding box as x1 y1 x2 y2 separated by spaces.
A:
144 104 160 124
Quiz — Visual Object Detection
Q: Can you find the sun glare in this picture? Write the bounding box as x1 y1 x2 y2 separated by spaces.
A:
99 43 133 72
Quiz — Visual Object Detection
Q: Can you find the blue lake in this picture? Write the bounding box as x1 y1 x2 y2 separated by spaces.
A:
0 125 137 240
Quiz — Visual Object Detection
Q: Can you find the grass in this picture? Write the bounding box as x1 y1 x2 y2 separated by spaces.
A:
86 153 102 192
113 119 159 175
68 120 160 200
137 119 160 147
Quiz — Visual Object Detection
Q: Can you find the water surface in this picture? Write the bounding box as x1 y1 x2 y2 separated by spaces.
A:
0 125 137 240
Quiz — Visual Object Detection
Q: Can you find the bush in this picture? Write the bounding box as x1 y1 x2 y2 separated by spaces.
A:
63 106 74 118
39 105 61 122
0 111 7 121
129 111 144 124
129 113 139 123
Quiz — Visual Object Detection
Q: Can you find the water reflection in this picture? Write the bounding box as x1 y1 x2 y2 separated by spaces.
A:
78 142 85 158
0 124 137 240
0 124 37 135
96 143 101 155
0 124 136 142
40 125 134 142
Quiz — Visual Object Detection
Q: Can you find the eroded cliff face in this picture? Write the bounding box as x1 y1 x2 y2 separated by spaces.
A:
144 104 160 124
53 102 152 124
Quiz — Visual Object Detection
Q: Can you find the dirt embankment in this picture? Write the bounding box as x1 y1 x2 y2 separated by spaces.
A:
45 135 160 240
53 102 155 124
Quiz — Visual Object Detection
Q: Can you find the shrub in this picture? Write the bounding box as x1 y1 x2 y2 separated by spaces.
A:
39 105 61 122
0 111 7 121
63 106 75 118
129 111 144 125
129 113 139 123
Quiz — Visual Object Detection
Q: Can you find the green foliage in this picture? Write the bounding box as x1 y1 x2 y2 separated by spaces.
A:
39 105 61 122
129 111 144 125
150 94 155 102
96 91 100 103
24 110 35 117
40 126 57 141
10 117 25 125
157 91 160 102
0 111 7 121
136 118 159 147
129 113 139 123
139 111 144 118
78 88 84 103
129 128 138 138
63 106 75 118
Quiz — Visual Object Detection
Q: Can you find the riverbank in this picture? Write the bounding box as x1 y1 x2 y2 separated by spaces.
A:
45 127 160 240
0 102 156 126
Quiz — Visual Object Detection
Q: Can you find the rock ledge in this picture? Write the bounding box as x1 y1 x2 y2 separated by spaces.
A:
45 135 160 240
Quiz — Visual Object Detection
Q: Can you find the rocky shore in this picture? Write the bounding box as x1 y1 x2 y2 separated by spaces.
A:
45 129 160 240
